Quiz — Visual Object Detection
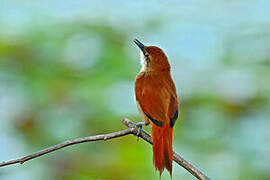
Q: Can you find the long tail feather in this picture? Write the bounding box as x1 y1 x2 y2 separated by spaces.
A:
152 123 173 177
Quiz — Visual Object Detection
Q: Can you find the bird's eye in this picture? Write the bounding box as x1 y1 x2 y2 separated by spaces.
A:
145 54 150 62
145 53 149 59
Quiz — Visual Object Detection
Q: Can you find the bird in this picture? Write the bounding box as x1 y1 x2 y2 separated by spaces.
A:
133 39 179 177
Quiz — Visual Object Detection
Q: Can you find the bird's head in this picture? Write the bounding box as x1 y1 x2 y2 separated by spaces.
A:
134 39 170 72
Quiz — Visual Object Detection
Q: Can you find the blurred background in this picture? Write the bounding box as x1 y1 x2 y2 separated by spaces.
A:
0 0 270 180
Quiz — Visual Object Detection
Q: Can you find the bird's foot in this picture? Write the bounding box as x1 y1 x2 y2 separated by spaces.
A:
135 122 145 141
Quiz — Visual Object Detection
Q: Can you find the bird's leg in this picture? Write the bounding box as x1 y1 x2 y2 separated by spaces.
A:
135 122 146 141
135 122 145 136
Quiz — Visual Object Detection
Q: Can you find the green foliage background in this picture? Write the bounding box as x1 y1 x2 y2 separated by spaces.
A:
0 1 269 180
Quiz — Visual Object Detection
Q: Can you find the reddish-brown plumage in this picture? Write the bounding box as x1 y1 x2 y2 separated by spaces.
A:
152 123 173 175
134 41 178 177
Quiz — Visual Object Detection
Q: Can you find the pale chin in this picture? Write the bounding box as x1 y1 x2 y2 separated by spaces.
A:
140 51 147 72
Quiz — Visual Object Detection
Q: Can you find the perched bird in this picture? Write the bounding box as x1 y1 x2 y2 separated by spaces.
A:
134 39 179 177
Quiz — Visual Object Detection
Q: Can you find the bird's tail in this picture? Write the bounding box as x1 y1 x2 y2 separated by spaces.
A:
152 122 173 177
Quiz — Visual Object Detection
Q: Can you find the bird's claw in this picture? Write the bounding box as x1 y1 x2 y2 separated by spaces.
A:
135 122 145 141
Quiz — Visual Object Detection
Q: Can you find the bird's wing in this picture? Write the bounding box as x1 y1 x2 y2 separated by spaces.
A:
168 94 178 127
136 77 178 127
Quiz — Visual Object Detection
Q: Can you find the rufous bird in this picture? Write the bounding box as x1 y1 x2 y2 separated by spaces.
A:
134 39 179 177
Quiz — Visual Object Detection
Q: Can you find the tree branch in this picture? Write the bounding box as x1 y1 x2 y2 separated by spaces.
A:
0 118 210 180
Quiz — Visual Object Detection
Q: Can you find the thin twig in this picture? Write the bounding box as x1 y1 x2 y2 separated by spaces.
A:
0 128 134 167
0 118 210 180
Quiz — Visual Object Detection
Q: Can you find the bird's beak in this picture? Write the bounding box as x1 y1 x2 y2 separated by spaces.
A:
134 39 145 54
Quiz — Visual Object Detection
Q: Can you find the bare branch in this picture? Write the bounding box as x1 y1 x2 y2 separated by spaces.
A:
0 118 210 180
0 128 134 167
